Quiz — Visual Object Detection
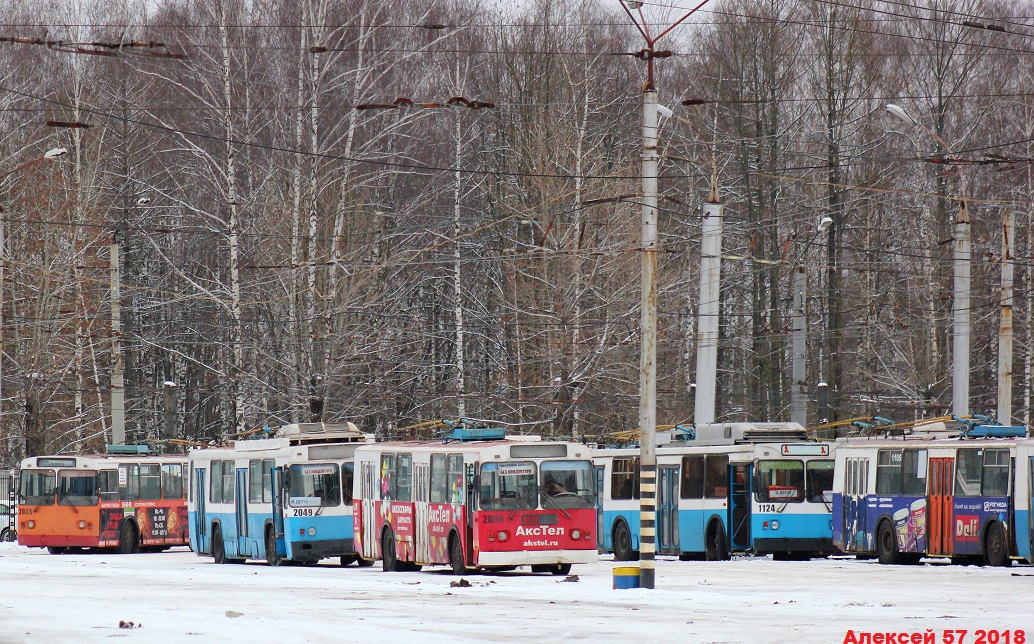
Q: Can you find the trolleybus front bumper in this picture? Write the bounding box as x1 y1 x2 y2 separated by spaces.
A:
476 548 597 567
753 537 835 555
288 537 355 562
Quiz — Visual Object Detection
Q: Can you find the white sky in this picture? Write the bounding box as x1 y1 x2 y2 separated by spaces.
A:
0 544 1032 642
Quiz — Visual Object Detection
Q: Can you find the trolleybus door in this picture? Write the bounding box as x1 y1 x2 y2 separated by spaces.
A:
657 465 680 554
1029 457 1034 560
729 464 752 551
928 457 954 556
235 468 249 557
271 467 285 548
595 465 605 550
194 468 207 554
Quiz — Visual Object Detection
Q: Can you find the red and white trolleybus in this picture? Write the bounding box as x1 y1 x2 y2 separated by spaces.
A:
354 426 597 575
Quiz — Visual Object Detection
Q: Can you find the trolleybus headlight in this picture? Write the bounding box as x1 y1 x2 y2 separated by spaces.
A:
308 527 316 537
27 520 35 529
497 531 508 542
571 529 582 540
78 521 87 529
770 520 779 531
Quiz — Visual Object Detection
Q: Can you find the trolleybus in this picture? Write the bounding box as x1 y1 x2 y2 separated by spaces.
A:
595 423 836 561
188 422 369 566
18 448 188 553
353 426 597 575
832 420 1029 566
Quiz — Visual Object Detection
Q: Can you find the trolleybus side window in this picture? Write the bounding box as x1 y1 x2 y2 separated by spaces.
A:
680 456 704 499
611 457 639 500
396 454 413 502
875 450 902 494
210 460 234 504
19 469 56 505
248 459 274 503
99 469 119 501
955 449 982 496
161 464 184 500
805 460 835 502
119 464 141 501
541 460 595 508
288 463 341 507
756 460 804 502
704 455 729 498
982 449 1010 496
900 449 927 496
480 461 537 510
342 462 355 505
380 454 396 500
140 464 162 501
58 470 98 506
430 454 464 504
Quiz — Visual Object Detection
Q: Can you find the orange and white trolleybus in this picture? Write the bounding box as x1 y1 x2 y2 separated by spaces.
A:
354 425 597 575
18 448 188 554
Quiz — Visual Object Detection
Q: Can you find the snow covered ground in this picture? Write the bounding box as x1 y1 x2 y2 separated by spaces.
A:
0 544 1031 643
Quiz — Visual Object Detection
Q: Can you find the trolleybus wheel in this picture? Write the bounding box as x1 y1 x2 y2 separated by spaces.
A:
0 527 12 542
705 522 729 561
876 520 900 565
47 546 67 555
551 563 572 576
355 556 375 567
340 555 357 567
381 529 399 572
983 522 1010 567
265 528 283 567
449 535 466 575
212 526 227 564
613 521 634 562
118 522 139 555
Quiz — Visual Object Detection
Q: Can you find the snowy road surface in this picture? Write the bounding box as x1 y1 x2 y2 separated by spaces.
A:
0 544 1031 642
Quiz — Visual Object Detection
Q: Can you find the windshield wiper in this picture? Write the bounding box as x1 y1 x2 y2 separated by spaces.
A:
539 493 572 520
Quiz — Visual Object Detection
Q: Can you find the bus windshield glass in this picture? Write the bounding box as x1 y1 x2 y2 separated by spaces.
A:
805 460 835 502
540 461 596 508
756 460 804 503
20 469 56 506
288 463 341 508
480 462 537 510
58 470 99 506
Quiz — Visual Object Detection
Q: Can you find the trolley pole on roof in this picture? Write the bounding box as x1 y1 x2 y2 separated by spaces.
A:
619 0 713 590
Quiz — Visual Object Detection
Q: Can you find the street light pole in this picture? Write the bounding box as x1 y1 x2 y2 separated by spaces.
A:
0 147 67 460
886 104 970 417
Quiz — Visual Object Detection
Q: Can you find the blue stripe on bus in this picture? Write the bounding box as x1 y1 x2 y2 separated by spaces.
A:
188 509 354 560
752 512 831 540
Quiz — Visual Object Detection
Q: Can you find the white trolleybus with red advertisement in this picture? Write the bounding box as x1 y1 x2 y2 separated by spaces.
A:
353 423 597 575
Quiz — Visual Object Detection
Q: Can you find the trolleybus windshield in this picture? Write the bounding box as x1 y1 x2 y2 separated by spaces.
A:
19 470 56 506
480 461 537 510
540 461 595 508
58 470 98 506
288 463 341 507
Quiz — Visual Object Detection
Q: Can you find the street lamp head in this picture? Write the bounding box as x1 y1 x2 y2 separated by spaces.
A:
817 216 833 232
656 104 673 118
885 104 916 127
137 197 151 205
622 0 644 8
43 148 68 160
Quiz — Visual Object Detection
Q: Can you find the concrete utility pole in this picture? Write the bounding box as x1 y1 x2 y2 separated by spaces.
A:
619 0 713 591
694 182 722 426
791 265 807 426
998 209 1014 424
